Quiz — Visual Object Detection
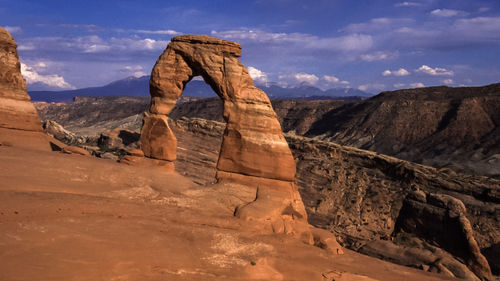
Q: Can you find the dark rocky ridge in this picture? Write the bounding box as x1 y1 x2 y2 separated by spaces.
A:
306 84 500 178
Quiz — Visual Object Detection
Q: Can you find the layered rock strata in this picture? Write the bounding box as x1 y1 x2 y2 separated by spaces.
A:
0 26 49 150
136 35 317 244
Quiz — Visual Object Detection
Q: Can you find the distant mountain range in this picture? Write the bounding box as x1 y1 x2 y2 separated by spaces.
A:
29 75 371 102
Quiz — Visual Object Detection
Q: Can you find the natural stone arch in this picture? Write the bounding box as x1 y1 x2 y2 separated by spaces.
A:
138 35 320 243
141 35 296 182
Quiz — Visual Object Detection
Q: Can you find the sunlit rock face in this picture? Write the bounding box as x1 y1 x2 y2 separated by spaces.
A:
138 35 316 244
145 35 296 181
0 26 49 150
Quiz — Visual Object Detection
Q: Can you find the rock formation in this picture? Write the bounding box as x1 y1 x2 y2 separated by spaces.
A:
43 120 86 145
143 35 295 180
135 35 317 244
0 26 49 150
394 190 493 280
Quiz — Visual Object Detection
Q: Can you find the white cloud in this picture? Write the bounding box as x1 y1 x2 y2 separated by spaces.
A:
343 18 415 33
114 38 167 51
410 82 425 88
394 68 410 76
358 83 385 92
17 45 34 51
121 65 147 78
382 68 410 76
395 2 421 7
360 51 396 62
21 62 75 89
133 29 180 35
478 7 490 13
320 75 349 88
132 71 146 77
453 17 500 40
211 29 373 54
416 65 454 76
293 73 319 84
430 9 468 17
358 85 368 91
123 65 143 71
322 75 339 83
394 83 406 88
278 72 320 86
247 66 268 84
343 15 500 53
324 34 373 52
17 35 169 55
84 44 111 53
442 79 454 85
4 26 21 34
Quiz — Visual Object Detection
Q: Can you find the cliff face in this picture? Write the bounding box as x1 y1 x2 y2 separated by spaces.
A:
305 84 500 177
0 26 50 151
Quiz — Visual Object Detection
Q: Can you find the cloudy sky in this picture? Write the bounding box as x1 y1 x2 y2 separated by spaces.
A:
2 0 500 93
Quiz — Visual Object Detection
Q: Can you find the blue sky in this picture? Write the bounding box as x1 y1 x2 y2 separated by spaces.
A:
1 0 500 93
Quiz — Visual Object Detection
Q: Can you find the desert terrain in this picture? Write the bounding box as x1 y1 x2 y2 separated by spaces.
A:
1 27 499 281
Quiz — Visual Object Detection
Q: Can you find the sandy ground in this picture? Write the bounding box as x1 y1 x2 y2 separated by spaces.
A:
0 144 460 281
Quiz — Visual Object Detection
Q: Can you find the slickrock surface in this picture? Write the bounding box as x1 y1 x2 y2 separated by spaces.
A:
0 144 459 281
0 26 49 150
133 35 312 243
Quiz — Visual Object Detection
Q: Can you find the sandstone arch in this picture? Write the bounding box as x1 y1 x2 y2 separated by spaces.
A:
139 35 314 242
141 35 296 181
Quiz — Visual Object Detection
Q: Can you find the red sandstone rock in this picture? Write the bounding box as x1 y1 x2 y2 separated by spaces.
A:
62 145 90 156
140 113 177 162
139 35 315 244
310 227 344 255
146 35 296 181
0 26 49 150
120 154 175 173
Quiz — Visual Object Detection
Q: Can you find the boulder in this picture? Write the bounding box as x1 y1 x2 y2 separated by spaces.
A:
98 128 140 151
394 190 492 280
43 120 85 145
